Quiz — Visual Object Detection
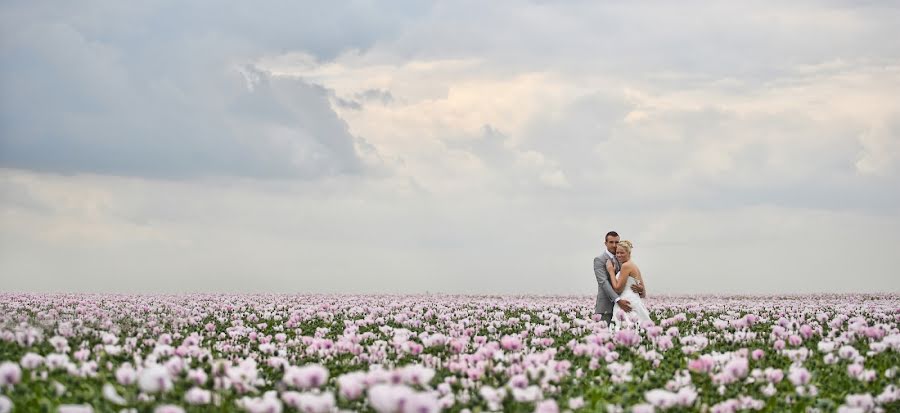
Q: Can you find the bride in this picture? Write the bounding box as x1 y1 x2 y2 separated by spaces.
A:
605 240 652 325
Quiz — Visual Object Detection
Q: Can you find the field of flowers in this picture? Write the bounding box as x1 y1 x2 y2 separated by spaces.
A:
0 293 897 413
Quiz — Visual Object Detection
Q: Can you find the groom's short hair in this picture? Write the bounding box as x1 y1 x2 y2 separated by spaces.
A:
605 231 619 241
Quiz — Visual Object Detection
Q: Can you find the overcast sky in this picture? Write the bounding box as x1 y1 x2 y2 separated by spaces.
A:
1 1 899 294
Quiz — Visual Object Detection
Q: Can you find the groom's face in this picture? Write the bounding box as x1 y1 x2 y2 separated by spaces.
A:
605 236 620 254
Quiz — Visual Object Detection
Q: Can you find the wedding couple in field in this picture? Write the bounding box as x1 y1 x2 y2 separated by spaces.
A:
594 230 651 326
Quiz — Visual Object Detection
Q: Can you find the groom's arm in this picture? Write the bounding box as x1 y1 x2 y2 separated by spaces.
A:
593 256 620 305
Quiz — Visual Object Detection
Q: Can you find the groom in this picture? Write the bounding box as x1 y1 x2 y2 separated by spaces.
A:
594 231 644 323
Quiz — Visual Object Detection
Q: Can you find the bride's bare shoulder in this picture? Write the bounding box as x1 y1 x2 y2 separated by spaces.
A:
624 261 640 273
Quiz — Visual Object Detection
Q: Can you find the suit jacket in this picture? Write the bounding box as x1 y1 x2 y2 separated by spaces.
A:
594 251 621 314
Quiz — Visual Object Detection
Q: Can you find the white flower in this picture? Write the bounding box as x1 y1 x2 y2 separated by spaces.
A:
367 384 415 413
0 362 22 388
281 391 335 413
479 386 506 411
49 336 70 353
185 387 212 405
568 397 585 409
676 387 697 407
817 341 835 353
645 389 677 409
237 391 283 413
844 393 874 410
20 353 44 369
46 354 70 370
511 385 542 403
406 392 441 413
138 365 172 394
401 364 436 386
154 405 185 413
0 396 11 413
337 372 367 400
534 399 559 413
58 405 93 413
283 364 329 390
116 363 137 386
103 383 127 405
187 368 208 386
53 381 66 396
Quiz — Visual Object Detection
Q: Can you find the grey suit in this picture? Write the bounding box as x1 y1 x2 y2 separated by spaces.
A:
594 252 621 322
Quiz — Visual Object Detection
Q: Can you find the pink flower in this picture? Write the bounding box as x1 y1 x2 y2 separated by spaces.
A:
751 349 765 360
688 356 714 374
773 339 785 350
138 365 172 394
645 389 678 409
283 364 329 389
115 363 137 386
20 353 44 370
676 387 698 406
788 335 802 347
788 366 811 386
449 339 466 353
864 327 885 340
534 400 559 413
799 324 813 339
0 362 22 388
407 391 440 413
631 403 655 413
184 387 212 405
187 369 207 386
568 397 585 409
154 405 185 413
337 372 367 400
838 345 859 360
281 391 336 413
657 336 674 351
765 368 784 383
501 335 522 351
367 384 414 413
847 363 864 378
614 329 641 347
237 392 282 413
479 386 507 410
725 358 749 379
73 349 90 362
844 393 875 410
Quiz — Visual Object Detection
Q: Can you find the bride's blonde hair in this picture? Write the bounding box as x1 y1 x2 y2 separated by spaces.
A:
618 240 634 254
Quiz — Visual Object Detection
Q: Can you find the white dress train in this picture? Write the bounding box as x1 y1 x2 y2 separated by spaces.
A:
611 272 652 327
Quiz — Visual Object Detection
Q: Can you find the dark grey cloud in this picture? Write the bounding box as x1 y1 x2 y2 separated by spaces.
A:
0 0 428 179
387 1 900 78
355 89 394 105
329 89 394 111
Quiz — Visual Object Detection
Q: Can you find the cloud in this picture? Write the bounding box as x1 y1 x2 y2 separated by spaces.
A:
1 0 899 294
0 0 429 179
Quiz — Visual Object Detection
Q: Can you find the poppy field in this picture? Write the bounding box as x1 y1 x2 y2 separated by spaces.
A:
0 293 897 412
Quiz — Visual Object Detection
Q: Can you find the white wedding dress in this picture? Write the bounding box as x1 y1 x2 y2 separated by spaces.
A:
611 272 652 326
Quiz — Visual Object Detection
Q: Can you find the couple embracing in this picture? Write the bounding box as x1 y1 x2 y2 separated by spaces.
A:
593 231 652 326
